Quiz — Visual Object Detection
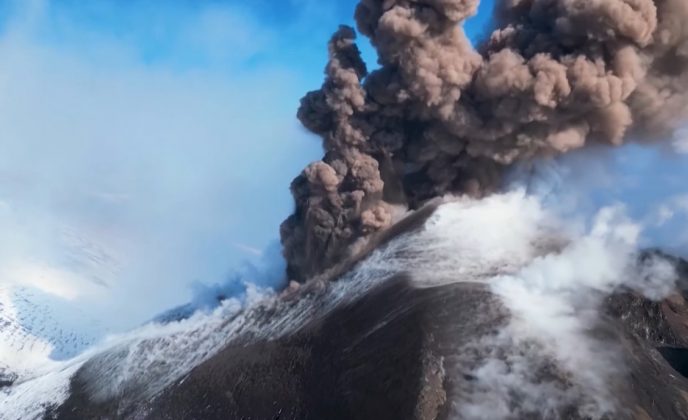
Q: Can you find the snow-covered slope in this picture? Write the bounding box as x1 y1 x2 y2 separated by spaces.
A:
0 288 55 381
0 283 106 417
0 286 104 364
0 285 112 419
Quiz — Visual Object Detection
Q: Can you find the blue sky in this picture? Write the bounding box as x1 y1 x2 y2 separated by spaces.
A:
0 0 496 76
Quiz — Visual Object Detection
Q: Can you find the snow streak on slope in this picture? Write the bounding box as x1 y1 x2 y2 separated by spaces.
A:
1 286 104 361
0 288 52 380
0 287 91 420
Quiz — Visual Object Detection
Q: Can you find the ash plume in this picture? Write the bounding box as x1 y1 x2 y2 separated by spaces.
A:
282 0 688 282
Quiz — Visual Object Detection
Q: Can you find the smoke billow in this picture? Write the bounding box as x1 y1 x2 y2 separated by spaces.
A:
282 0 688 281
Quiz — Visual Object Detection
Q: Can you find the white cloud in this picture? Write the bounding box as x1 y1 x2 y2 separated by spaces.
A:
231 242 264 257
0 2 321 330
673 127 688 154
2 263 86 300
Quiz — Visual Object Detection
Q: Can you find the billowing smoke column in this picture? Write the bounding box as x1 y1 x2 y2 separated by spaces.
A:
281 0 688 282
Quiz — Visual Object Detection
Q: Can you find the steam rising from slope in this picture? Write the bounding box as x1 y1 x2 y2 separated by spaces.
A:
283 0 688 281
6 187 681 418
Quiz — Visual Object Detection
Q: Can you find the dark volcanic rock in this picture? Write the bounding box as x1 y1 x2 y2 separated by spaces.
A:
51 277 507 420
146 279 505 420
0 364 18 389
606 291 688 420
48 270 688 420
43 234 688 420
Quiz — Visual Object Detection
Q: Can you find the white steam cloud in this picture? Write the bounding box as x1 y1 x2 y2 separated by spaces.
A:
452 145 686 419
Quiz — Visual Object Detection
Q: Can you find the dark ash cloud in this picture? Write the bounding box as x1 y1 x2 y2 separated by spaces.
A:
282 0 688 282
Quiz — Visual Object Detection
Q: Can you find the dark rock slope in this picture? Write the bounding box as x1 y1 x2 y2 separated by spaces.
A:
50 277 503 420
48 272 688 420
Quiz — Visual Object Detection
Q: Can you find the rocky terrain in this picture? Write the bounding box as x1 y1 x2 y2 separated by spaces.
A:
42 265 688 420
0 196 682 420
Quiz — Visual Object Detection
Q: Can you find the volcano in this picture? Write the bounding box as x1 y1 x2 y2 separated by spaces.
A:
4 0 688 418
